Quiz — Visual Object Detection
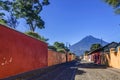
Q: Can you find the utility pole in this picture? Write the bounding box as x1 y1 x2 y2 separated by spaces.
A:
65 42 70 62
101 37 103 46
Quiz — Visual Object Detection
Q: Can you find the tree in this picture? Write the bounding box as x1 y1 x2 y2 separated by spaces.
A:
64 46 70 52
104 0 120 7
48 46 57 51
53 42 70 53
0 0 18 28
0 0 49 31
7 11 19 29
54 42 65 49
53 42 70 62
48 42 70 53
12 0 49 32
90 43 102 51
53 42 66 52
104 0 120 14
40 36 49 42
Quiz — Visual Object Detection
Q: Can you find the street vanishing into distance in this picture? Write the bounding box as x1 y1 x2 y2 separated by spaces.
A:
1 0 120 80
3 60 120 80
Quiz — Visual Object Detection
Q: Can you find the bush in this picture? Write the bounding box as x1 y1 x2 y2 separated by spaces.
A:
57 48 65 53
25 31 41 40
25 31 48 42
48 46 57 51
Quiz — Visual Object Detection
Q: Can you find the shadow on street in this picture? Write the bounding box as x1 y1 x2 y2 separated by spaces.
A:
77 62 107 69
76 69 86 75
75 61 108 76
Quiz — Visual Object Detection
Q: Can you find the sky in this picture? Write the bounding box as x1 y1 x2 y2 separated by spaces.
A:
17 0 120 45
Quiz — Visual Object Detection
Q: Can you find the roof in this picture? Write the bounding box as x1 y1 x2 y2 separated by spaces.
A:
88 42 118 55
103 42 118 52
88 47 103 55
118 43 120 46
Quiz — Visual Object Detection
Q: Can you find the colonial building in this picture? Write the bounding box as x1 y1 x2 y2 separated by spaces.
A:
88 42 118 64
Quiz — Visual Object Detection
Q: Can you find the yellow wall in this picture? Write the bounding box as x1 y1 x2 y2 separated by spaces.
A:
101 47 120 69
109 48 120 69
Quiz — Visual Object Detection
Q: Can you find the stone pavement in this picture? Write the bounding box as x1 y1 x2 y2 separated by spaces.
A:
75 61 120 80
3 60 120 80
3 61 77 80
32 61 77 80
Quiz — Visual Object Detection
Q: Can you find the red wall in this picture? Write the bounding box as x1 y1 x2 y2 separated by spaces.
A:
48 50 66 66
0 24 48 78
68 54 75 61
48 50 76 66
92 52 101 64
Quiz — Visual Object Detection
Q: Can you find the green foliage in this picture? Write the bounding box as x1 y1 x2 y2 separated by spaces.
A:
90 43 102 51
25 31 41 39
25 31 48 42
0 1 11 11
0 19 7 25
0 3 7 25
0 0 18 28
40 36 49 42
64 46 70 52
53 42 65 52
48 46 57 51
0 0 49 31
7 12 19 29
115 8 120 14
53 42 65 49
0 10 7 25
12 0 49 32
104 0 120 7
42 0 50 5
52 42 70 53
104 0 120 14
0 13 5 17
57 48 65 53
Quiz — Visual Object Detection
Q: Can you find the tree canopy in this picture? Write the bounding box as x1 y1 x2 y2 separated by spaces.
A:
54 42 65 49
104 0 120 7
90 43 102 51
104 0 120 14
13 0 49 31
48 42 70 53
53 42 66 53
48 46 57 51
0 0 18 28
0 0 49 31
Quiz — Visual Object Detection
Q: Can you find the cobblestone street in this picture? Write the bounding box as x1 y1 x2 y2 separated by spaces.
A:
3 60 120 80
3 61 77 80
75 61 120 80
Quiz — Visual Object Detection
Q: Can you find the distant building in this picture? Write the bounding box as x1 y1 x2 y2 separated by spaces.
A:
88 42 118 64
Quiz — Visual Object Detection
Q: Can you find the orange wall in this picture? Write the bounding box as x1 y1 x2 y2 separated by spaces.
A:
48 50 76 66
68 54 75 61
48 50 66 66
0 24 48 78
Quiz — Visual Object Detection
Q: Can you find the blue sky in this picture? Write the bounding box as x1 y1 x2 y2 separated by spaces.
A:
17 0 120 45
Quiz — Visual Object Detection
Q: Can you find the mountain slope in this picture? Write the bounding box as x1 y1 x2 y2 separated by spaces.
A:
69 35 108 55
